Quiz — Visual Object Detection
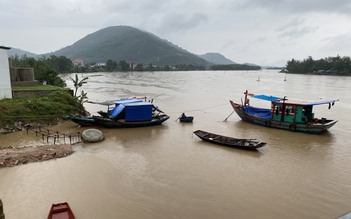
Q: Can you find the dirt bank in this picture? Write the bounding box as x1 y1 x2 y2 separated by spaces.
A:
0 144 74 168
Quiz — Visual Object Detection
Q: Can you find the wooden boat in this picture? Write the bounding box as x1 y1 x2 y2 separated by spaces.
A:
47 202 75 219
193 130 266 150
93 114 170 128
178 113 194 122
67 98 169 128
230 90 339 134
65 115 96 126
180 116 194 122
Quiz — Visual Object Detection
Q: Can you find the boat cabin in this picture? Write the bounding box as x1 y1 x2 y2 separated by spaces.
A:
271 103 314 124
248 93 337 125
108 98 154 121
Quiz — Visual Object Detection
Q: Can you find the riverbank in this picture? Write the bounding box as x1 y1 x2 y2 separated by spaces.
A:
0 90 83 134
0 144 75 168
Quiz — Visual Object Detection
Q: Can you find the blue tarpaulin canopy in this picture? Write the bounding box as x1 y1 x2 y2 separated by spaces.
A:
110 98 142 105
252 95 282 101
109 104 125 118
252 94 338 106
243 106 272 120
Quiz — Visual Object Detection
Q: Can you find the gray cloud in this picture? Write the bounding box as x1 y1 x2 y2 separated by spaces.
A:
236 0 351 15
1 0 351 66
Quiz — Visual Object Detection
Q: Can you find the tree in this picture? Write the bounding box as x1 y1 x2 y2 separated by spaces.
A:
106 59 117 71
70 74 89 97
44 55 73 73
10 55 66 87
118 60 130 72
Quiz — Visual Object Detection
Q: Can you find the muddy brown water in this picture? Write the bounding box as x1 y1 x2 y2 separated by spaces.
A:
1 70 350 218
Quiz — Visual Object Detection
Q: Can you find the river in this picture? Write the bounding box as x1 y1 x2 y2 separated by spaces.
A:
0 70 350 218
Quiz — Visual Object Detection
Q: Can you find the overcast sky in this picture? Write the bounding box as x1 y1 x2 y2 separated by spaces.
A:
1 0 351 66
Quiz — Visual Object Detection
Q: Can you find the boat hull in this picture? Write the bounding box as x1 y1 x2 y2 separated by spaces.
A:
47 202 75 219
65 115 96 127
93 115 170 128
193 130 266 150
230 101 337 134
179 116 194 122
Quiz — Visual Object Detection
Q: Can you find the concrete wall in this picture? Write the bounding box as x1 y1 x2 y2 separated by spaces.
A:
0 48 12 99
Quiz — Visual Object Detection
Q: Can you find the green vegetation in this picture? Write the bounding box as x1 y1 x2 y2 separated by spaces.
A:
285 56 351 75
210 64 261 71
0 91 82 127
11 55 67 86
49 26 210 66
12 84 67 91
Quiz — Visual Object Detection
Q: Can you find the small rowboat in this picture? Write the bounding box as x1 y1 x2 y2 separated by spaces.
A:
178 113 194 123
48 202 75 219
179 116 194 122
193 130 266 151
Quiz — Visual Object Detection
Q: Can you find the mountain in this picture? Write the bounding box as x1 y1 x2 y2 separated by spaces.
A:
199 53 235 65
8 48 38 58
48 26 210 66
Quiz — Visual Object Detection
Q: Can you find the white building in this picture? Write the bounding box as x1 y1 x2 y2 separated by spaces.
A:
0 46 12 99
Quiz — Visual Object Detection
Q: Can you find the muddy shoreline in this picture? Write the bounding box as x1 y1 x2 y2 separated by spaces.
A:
0 144 74 168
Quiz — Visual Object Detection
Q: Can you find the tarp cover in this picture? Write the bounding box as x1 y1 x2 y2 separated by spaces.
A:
252 95 282 101
274 99 339 106
124 102 153 121
243 106 272 120
109 104 125 118
111 98 142 105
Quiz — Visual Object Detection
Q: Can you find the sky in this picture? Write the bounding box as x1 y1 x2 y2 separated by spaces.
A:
1 0 351 66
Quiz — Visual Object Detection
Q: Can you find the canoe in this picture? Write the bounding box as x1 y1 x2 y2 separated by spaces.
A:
179 116 194 122
47 202 75 219
193 130 266 150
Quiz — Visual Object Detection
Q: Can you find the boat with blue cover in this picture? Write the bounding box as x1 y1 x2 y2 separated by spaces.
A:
67 98 169 128
230 90 338 134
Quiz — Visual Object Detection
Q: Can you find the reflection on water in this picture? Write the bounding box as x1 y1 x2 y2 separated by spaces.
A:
1 70 351 219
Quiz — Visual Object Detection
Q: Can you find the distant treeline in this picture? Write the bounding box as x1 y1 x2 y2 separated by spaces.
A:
210 64 261 71
285 56 351 75
11 55 261 78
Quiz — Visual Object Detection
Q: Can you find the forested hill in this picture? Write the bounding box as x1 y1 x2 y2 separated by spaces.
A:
285 56 351 75
48 26 210 66
199 53 236 65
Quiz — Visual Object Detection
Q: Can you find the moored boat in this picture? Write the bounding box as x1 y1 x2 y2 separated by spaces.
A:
47 202 75 219
68 98 169 128
193 130 266 150
93 114 170 128
230 90 339 134
178 113 194 122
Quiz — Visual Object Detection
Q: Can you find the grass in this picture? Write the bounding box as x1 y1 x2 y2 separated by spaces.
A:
0 91 82 127
12 85 67 91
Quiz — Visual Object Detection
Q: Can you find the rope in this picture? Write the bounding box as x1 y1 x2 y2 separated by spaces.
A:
170 102 229 114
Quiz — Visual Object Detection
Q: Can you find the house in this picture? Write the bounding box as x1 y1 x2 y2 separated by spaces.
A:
72 59 84 67
0 46 12 99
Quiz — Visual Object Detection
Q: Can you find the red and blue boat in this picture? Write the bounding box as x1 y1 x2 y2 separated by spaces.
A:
230 90 338 134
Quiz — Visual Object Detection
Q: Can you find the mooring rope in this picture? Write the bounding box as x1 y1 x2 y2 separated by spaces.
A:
170 102 229 114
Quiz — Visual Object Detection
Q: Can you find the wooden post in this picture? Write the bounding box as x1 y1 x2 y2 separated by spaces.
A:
0 199 5 219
